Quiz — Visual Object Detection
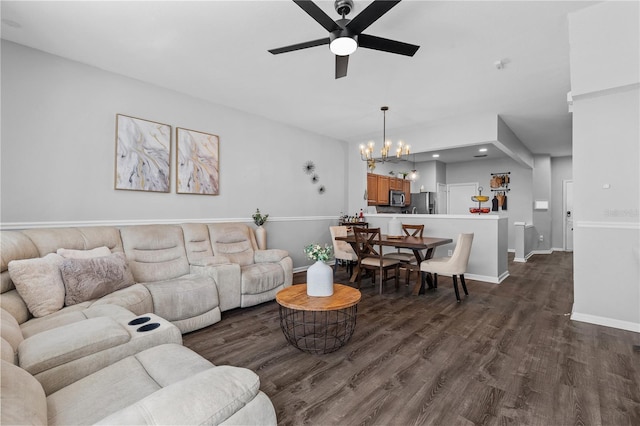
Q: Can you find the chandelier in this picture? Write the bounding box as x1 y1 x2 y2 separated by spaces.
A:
360 106 410 170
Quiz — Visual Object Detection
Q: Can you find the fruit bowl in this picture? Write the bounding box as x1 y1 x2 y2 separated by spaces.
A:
469 207 491 214
471 195 489 203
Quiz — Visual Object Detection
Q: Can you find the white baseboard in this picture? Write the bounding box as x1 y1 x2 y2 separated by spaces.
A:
571 311 640 333
461 272 506 284
530 249 553 255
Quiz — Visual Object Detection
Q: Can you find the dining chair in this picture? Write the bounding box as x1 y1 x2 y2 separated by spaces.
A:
329 226 358 277
383 224 424 285
353 227 401 295
419 233 474 302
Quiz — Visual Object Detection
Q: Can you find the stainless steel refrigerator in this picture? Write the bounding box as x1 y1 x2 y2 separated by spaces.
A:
410 192 436 214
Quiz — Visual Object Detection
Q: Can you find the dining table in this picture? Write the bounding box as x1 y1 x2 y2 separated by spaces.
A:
335 233 453 295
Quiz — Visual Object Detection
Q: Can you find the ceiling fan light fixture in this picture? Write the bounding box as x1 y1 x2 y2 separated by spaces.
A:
330 35 357 56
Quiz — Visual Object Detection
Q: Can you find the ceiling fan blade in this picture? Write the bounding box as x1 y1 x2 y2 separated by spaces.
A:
293 0 341 32
346 0 401 34
358 33 420 56
335 55 349 79
268 38 330 55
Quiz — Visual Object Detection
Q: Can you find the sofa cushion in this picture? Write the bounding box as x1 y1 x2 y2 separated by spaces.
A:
8 253 65 317
18 316 130 376
208 223 256 267
120 225 191 282
60 253 135 306
1 337 15 364
19 303 132 339
46 344 214 425
96 365 262 425
241 263 285 295
56 246 111 259
143 274 218 322
89 283 153 316
0 359 48 426
1 308 23 363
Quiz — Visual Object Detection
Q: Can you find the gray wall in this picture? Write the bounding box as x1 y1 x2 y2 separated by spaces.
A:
1 41 348 268
532 155 552 251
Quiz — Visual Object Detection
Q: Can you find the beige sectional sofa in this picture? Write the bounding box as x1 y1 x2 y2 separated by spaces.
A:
0 222 291 425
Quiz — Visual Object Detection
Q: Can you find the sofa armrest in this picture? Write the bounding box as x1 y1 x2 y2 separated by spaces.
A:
254 249 289 263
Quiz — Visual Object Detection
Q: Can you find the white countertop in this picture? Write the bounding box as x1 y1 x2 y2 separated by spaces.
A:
366 213 506 220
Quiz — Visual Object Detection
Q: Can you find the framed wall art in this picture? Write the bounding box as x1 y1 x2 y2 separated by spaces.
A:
114 114 171 192
176 127 219 195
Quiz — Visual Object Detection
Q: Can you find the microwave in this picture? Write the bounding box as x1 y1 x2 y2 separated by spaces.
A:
389 190 406 207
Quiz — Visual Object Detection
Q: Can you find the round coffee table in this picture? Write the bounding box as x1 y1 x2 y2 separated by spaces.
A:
276 284 361 354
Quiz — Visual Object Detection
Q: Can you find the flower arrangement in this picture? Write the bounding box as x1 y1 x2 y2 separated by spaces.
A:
252 208 269 226
304 243 333 262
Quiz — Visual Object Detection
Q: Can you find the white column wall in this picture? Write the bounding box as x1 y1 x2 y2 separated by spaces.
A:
568 2 640 332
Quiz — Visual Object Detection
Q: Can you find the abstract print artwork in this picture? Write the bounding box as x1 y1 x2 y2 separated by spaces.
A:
176 127 219 195
115 114 171 192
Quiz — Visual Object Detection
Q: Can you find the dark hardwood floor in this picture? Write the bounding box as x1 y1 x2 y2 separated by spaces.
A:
183 252 640 425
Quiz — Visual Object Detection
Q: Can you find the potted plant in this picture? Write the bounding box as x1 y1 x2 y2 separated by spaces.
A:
304 243 334 297
252 208 269 226
252 209 269 249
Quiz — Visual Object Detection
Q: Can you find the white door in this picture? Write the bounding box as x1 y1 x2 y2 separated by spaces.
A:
436 183 447 214
447 183 478 215
564 180 574 251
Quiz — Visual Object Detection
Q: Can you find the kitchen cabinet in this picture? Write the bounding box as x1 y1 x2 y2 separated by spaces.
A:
389 177 403 191
367 173 378 204
403 179 411 205
368 173 410 206
377 175 390 205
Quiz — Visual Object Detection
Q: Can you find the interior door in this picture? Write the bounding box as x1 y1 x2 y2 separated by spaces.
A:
564 180 574 251
447 183 478 215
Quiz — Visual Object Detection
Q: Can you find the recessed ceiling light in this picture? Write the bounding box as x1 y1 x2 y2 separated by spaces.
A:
479 148 488 152
432 154 440 158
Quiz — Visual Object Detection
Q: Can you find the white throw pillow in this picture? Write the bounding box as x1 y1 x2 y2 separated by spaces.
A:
56 246 111 259
7 253 65 317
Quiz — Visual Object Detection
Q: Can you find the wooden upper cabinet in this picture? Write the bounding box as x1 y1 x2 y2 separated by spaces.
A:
377 175 390 205
367 173 378 205
403 179 411 205
367 173 411 206
389 177 402 191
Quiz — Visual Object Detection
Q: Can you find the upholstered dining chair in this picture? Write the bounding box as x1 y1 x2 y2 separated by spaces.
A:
329 226 358 277
383 224 424 285
353 227 401 295
419 233 474 302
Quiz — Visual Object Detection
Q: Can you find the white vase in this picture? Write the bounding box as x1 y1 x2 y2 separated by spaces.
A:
306 261 334 297
255 225 267 250
388 216 403 237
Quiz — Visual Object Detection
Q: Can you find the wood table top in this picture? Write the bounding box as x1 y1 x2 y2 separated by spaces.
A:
276 284 361 311
335 234 452 249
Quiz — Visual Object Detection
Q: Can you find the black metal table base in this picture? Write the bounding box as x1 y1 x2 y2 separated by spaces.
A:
278 305 358 354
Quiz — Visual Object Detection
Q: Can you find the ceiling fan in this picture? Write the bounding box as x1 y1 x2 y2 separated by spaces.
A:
268 0 420 79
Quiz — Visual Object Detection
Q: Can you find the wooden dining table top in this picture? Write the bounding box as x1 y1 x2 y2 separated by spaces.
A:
335 234 453 249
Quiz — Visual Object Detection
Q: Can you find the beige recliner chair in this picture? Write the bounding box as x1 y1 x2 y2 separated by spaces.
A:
420 233 474 302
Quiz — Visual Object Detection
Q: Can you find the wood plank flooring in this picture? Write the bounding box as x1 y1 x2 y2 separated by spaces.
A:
183 252 640 425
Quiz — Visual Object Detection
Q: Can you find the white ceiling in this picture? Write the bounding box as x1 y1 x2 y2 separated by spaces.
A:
1 1 596 162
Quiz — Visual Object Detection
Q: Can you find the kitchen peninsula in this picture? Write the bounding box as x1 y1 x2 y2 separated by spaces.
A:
364 213 509 284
